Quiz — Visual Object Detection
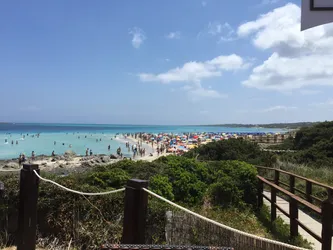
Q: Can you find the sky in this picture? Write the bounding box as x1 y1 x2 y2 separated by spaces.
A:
1 0 333 125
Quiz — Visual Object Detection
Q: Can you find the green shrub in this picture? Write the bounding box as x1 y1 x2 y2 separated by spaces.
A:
150 175 174 201
207 160 258 207
86 168 130 189
208 176 244 207
183 138 269 165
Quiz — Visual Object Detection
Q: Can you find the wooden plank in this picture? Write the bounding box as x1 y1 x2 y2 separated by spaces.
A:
311 195 323 204
17 164 39 250
257 176 321 214
279 181 289 188
262 193 271 202
306 181 313 204
257 180 264 210
296 219 322 243
122 179 149 244
321 199 333 250
289 175 295 194
256 166 333 192
274 170 280 186
290 198 298 238
294 187 306 196
275 203 290 218
271 187 277 222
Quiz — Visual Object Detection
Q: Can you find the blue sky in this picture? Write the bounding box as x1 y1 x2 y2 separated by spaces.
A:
1 0 333 125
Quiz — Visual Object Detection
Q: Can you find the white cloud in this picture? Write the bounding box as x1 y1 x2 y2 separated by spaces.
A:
139 54 244 101
165 58 170 62
261 105 297 112
239 3 333 91
129 27 146 48
165 31 181 39
202 1 207 7
139 54 247 84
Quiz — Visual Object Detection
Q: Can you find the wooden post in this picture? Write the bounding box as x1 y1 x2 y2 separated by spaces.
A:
289 198 298 239
274 170 280 186
289 175 295 194
306 181 313 204
271 187 276 222
321 198 333 250
122 179 149 244
257 180 264 210
17 164 39 250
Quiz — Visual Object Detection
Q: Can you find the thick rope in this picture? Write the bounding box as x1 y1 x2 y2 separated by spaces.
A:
0 168 21 172
142 188 308 250
33 170 125 196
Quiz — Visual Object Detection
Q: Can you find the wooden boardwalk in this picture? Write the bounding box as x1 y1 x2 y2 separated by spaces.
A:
264 191 332 250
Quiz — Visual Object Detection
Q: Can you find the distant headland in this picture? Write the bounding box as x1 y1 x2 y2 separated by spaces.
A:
199 122 318 129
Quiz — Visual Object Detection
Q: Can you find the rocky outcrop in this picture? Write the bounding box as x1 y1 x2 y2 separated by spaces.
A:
110 154 119 159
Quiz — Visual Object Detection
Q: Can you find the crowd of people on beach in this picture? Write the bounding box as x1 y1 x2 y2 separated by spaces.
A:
4 130 288 163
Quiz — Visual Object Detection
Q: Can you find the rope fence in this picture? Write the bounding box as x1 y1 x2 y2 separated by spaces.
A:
33 170 125 196
0 168 21 172
143 188 309 250
1 165 314 250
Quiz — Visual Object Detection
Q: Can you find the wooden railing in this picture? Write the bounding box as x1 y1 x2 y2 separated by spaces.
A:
256 166 333 250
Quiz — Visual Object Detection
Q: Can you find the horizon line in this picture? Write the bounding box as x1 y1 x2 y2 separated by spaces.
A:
0 121 319 127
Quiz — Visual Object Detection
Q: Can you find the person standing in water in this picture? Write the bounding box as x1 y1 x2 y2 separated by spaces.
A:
52 151 55 157
108 145 110 151
31 151 35 161
86 148 89 156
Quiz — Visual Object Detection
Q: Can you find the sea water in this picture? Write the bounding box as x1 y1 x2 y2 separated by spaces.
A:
0 123 285 160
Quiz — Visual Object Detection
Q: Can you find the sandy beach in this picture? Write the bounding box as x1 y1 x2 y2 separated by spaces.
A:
0 135 166 174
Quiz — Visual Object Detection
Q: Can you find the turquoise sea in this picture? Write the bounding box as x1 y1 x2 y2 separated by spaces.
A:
0 123 285 160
